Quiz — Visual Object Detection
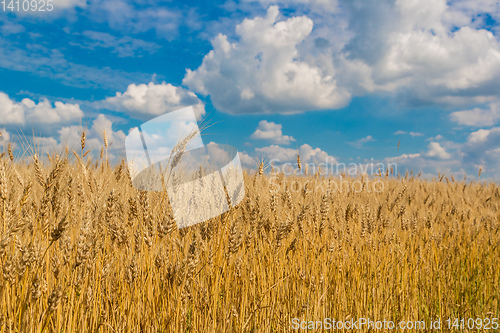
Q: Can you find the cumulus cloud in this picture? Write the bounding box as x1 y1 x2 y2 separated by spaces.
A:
238 151 256 168
384 152 462 180
466 129 491 144
0 92 83 129
100 82 205 120
381 125 500 180
0 128 11 143
250 120 295 144
255 143 337 165
35 114 126 161
383 127 500 180
342 0 500 108
256 145 298 163
298 143 338 165
450 103 500 127
185 1 500 116
221 1 500 115
462 127 500 174
183 5 351 115
426 142 451 160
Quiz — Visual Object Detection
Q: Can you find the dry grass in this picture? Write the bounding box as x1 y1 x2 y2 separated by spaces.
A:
0 150 499 332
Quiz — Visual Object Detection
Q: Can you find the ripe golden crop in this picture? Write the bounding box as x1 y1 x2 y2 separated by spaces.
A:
0 153 498 332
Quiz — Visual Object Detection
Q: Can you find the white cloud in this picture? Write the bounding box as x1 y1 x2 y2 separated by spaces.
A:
342 0 500 107
426 142 451 159
385 153 421 163
87 0 181 39
250 120 295 144
253 0 339 13
0 128 11 143
466 128 491 144
100 82 205 120
427 134 444 141
238 151 256 168
443 0 500 34
51 0 86 9
88 114 126 152
230 2 500 114
464 127 500 151
450 103 500 127
383 152 462 179
32 136 60 154
0 92 83 128
183 5 351 114
349 135 374 148
384 127 500 180
299 143 338 165
394 130 424 137
7 0 500 120
256 144 298 163
255 143 337 165
36 114 126 161
461 127 500 177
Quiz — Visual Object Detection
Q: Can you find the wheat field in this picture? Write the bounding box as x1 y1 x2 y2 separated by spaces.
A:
0 145 499 332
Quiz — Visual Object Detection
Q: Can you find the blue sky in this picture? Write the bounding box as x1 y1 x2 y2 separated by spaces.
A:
1 0 500 180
